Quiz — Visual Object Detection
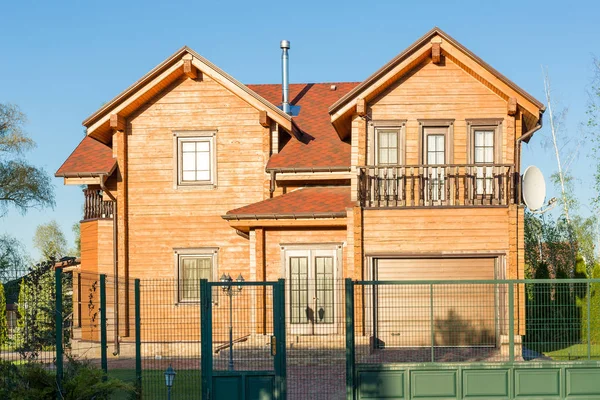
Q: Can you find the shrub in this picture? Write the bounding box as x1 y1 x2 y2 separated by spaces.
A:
0 359 135 399
581 262 600 344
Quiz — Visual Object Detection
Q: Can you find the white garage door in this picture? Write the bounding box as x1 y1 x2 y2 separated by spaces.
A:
373 257 498 348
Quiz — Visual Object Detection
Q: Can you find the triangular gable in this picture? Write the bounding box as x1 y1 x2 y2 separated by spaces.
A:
83 46 293 143
328 27 545 136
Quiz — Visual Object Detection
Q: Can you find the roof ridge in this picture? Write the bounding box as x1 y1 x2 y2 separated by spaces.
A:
246 81 361 86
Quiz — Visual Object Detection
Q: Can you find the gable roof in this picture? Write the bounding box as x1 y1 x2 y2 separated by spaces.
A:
329 27 545 130
249 82 359 170
55 136 116 177
224 186 352 219
83 46 293 143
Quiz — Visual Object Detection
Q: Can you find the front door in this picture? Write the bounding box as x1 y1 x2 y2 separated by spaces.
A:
286 249 337 335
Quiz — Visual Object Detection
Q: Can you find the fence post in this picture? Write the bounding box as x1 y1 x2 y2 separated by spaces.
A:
100 274 107 376
135 279 142 397
508 282 514 362
55 267 63 397
200 279 212 400
345 278 355 400
430 283 435 362
274 279 287 400
587 281 592 360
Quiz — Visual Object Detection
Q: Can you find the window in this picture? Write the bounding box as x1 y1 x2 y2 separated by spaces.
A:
175 248 217 302
174 132 216 187
370 121 405 166
377 130 399 165
474 129 495 195
422 126 450 202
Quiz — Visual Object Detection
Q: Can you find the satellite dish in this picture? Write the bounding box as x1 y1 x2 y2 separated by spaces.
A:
522 166 546 211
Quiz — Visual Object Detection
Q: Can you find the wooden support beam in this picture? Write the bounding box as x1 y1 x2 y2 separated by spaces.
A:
183 60 198 79
507 97 518 116
109 114 126 131
432 43 442 64
259 110 270 127
356 98 366 117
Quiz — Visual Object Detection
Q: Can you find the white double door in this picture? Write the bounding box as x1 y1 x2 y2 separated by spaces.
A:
286 249 337 335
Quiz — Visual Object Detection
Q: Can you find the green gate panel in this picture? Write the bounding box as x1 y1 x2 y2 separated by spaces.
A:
566 368 600 397
411 370 457 398
514 369 561 398
246 375 275 400
358 371 405 399
213 376 242 400
462 369 509 398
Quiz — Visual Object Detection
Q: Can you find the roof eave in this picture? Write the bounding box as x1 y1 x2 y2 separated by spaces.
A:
222 212 348 221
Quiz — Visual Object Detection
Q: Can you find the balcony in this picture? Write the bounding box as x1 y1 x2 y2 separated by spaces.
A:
357 164 515 208
83 189 114 220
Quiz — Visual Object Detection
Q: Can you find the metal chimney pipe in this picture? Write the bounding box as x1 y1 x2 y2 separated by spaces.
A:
280 40 290 114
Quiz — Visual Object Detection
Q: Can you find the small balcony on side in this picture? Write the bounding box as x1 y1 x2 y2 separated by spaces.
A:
357 164 515 208
83 189 114 220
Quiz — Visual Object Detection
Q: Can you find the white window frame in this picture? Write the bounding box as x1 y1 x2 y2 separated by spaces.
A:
368 120 406 166
173 131 217 188
174 247 218 303
466 120 503 198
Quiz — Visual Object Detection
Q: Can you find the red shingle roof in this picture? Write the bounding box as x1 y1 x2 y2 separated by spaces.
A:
248 82 359 169
55 137 116 177
224 186 352 219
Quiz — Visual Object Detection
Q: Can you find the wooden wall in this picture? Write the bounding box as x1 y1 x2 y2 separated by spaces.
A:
126 75 269 281
366 57 514 166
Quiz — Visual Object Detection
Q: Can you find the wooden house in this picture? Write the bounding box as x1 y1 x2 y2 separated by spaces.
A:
56 28 544 352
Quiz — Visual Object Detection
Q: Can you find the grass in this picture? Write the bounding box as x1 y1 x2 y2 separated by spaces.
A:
544 344 600 361
109 369 201 399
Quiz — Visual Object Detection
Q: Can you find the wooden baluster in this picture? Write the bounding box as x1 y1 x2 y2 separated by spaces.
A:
419 167 424 206
455 166 460 206
436 167 442 204
428 167 433 206
463 167 468 206
411 167 415 206
473 167 477 205
445 167 450 205
491 166 496 205
498 167 504 205
508 168 512 205
366 168 372 207
401 167 406 207
383 168 388 207
392 168 398 207
374 167 380 207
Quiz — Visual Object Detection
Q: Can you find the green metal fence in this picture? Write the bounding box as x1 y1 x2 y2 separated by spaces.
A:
347 278 600 399
3 270 600 399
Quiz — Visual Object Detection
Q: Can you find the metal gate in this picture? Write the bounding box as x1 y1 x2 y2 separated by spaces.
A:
201 279 286 400
347 278 600 400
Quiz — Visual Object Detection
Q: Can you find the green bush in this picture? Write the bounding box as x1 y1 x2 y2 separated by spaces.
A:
0 359 135 399
0 283 7 346
581 262 600 344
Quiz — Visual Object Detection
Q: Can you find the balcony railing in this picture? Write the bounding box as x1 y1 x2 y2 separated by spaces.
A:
83 189 114 220
358 164 515 208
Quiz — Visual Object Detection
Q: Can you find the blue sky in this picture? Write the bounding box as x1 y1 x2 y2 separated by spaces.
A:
0 0 598 259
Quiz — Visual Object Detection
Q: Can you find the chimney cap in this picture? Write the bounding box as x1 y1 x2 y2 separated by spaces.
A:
280 40 290 49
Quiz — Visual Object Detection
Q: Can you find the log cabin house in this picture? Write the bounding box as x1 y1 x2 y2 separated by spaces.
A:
56 27 544 355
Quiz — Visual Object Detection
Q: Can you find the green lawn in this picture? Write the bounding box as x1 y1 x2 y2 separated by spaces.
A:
545 344 600 361
109 369 201 399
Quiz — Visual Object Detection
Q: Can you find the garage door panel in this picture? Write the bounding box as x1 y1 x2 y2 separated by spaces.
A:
375 257 497 347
